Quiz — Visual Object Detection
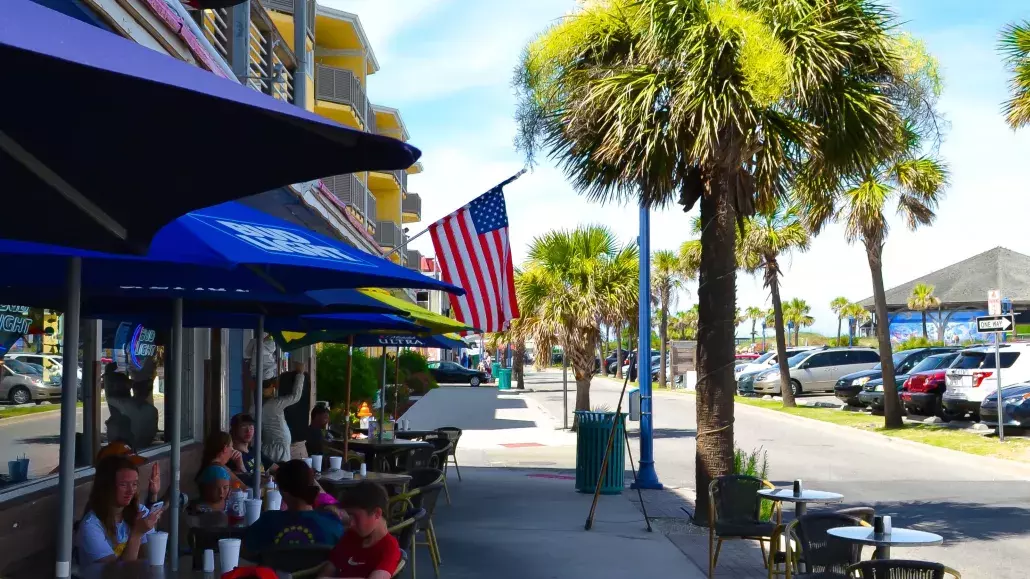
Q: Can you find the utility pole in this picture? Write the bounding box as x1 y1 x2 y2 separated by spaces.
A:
633 204 662 489
293 0 311 108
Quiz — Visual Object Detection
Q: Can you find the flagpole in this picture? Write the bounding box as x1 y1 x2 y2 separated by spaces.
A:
382 168 527 258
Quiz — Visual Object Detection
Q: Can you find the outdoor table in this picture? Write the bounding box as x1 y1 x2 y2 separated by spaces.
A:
337 438 433 468
317 471 412 500
183 512 249 569
758 488 844 518
72 557 286 578
827 526 944 560
354 428 438 440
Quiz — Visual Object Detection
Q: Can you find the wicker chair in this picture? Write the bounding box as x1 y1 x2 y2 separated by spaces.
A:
435 427 463 482
708 475 782 578
835 507 875 525
389 469 445 577
389 508 428 579
848 560 961 579
423 434 455 504
783 513 867 578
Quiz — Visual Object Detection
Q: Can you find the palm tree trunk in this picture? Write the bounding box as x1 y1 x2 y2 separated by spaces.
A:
921 311 928 339
615 321 624 379
836 318 842 347
751 321 757 344
514 339 526 389
865 240 902 428
659 306 669 389
601 324 610 377
567 333 595 430
769 274 795 407
694 176 736 527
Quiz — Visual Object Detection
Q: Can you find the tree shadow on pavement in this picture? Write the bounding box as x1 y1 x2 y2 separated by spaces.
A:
14 435 61 445
859 499 1030 543
627 428 696 440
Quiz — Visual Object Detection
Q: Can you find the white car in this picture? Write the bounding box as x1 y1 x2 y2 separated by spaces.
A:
942 343 1030 419
5 353 82 381
733 347 821 380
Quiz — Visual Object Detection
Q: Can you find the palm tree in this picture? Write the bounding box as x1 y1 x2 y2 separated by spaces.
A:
783 298 814 346
1001 22 1030 129
831 297 851 346
907 283 941 340
516 226 638 427
739 204 811 406
652 250 685 388
670 307 699 340
514 0 905 521
842 303 871 344
745 307 764 345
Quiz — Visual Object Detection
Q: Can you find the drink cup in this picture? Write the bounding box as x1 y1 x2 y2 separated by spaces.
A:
359 463 367 477
792 479 803 497
245 498 263 526
218 538 242 573
873 515 884 534
147 531 168 566
265 489 282 511
311 455 323 472
202 549 215 572
303 457 313 468
329 456 343 471
883 515 892 534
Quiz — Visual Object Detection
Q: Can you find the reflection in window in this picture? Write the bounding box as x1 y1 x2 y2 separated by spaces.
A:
102 322 164 455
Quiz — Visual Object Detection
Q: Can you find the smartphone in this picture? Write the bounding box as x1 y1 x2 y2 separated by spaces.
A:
150 501 165 512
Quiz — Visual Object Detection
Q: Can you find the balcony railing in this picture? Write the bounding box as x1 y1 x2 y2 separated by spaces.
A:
392 169 408 191
375 221 404 248
314 64 374 131
402 193 421 220
406 249 423 270
260 0 314 34
321 174 376 225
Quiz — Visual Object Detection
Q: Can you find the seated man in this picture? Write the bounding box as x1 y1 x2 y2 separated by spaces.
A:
305 405 342 458
317 482 401 579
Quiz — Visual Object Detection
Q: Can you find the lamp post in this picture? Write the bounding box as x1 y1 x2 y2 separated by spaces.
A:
761 320 767 351
787 321 795 347
848 316 856 347
633 204 662 489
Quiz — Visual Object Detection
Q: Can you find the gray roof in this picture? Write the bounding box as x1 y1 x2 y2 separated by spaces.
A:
859 247 1030 309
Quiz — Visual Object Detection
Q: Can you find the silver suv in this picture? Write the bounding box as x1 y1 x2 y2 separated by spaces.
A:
752 347 880 396
0 358 62 405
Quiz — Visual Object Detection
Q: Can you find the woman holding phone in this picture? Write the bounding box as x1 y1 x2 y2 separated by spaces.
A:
76 455 165 564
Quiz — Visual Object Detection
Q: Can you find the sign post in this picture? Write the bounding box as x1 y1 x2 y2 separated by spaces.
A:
976 313 1016 442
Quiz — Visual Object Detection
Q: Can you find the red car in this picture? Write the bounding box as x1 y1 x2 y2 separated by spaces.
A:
901 368 961 420
735 353 761 361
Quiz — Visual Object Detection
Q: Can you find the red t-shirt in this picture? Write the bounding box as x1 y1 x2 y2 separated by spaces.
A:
329 531 402 578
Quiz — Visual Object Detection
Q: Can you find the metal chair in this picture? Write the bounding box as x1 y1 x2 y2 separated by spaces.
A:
783 513 867 578
848 560 961 579
435 427 463 483
835 507 875 525
389 508 428 579
708 475 782 578
390 469 445 577
423 434 455 504
256 545 333 575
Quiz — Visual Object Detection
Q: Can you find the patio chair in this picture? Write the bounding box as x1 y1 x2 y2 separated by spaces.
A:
435 427 463 482
708 475 782 578
392 468 446 576
256 545 332 575
783 513 867 578
389 508 428 579
835 507 875 525
422 435 454 504
848 560 961 579
392 552 408 579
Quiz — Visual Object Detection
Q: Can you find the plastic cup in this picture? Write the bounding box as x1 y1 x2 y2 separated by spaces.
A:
359 463 367 477
311 454 323 472
245 498 263 526
265 489 282 511
303 457 313 468
218 538 242 573
202 549 215 573
328 456 343 471
147 531 168 566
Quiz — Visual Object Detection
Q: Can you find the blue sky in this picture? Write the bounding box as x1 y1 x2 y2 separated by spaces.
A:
327 0 1030 336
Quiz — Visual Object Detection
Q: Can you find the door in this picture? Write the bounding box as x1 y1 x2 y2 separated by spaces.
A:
839 350 881 380
439 362 462 383
798 352 836 392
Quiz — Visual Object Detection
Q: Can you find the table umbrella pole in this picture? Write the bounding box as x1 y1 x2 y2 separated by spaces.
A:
254 316 264 494
168 298 183 571
379 349 386 444
55 257 81 579
344 336 353 465
393 347 401 420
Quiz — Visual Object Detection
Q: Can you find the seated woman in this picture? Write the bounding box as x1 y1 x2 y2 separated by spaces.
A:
76 455 165 564
187 464 232 515
198 431 249 490
242 460 345 557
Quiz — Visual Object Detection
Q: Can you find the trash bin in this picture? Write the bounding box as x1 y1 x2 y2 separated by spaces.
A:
491 362 501 383
574 411 625 494
498 368 512 390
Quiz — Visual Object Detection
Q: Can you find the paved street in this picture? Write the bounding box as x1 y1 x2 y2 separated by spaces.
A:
520 368 1030 579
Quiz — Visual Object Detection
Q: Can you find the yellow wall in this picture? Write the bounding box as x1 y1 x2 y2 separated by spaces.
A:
373 189 400 223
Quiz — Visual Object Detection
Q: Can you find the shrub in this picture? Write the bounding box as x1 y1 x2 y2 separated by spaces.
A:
896 336 946 351
316 345 378 408
733 446 774 522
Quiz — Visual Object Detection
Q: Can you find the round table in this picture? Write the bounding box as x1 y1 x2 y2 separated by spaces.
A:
757 488 844 518
73 557 280 578
317 471 412 500
353 428 439 440
827 526 944 559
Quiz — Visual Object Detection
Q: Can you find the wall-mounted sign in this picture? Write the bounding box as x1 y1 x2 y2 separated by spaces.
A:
129 325 157 369
0 305 31 335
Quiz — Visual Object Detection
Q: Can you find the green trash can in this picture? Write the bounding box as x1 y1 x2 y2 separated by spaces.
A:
491 362 501 384
574 411 625 494
498 368 512 390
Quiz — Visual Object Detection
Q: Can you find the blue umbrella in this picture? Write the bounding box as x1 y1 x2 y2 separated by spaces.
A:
1 0 419 253
86 312 422 334
275 331 465 351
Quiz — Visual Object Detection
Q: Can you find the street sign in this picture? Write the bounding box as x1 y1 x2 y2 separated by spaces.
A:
989 290 1002 316
976 315 1015 333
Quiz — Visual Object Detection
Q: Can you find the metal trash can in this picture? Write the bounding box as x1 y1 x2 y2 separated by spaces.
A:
498 368 512 390
574 411 625 494
491 362 501 382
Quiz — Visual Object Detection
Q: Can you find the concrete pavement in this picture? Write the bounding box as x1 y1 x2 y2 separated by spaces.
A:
522 368 1030 579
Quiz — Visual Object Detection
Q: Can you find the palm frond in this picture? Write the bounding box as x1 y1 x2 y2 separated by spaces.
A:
1000 21 1030 129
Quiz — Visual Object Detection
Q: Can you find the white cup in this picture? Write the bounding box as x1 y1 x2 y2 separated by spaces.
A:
883 515 892 534
303 457 313 468
245 498 263 525
359 463 367 477
329 456 343 471
147 531 168 566
218 538 242 573
202 549 216 573
265 489 282 511
311 454 324 472
246 488 254 500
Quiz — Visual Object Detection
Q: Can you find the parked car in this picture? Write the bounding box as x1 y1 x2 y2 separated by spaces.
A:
752 348 880 396
6 353 82 381
606 350 636 374
734 347 822 380
898 353 962 418
942 344 1030 420
979 383 1030 427
622 355 663 382
859 352 959 412
427 360 491 387
834 347 958 407
0 358 62 405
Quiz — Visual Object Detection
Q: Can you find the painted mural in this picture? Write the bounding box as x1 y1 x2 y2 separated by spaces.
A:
887 310 1002 344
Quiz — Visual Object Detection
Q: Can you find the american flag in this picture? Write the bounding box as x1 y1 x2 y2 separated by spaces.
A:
429 187 519 333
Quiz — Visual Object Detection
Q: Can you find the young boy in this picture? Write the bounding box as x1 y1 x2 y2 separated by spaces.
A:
318 482 401 579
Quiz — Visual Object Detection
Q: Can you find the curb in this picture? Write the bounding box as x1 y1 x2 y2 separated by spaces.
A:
731 400 1030 480
0 406 69 425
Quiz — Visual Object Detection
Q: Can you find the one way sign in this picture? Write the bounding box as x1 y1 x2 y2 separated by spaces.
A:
976 315 1016 333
